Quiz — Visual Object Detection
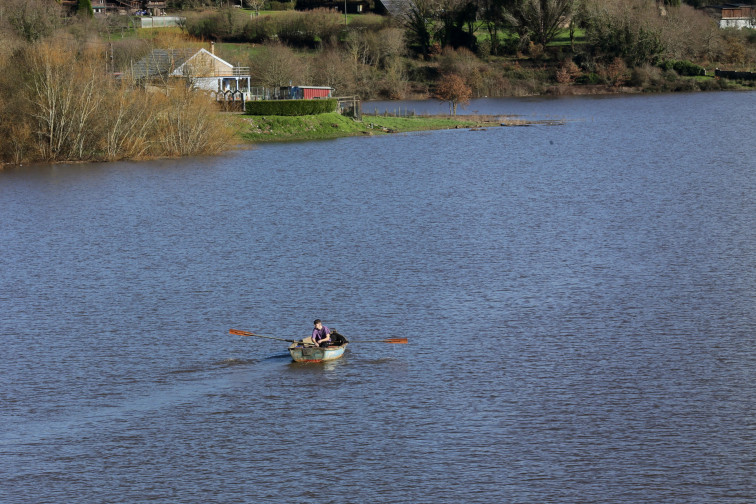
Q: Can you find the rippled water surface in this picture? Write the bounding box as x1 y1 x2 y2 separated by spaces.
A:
2 92 755 503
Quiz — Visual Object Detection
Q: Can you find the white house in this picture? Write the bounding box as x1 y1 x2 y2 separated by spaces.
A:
168 48 251 95
129 46 251 98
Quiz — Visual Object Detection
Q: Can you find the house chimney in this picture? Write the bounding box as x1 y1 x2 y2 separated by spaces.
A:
211 41 215 55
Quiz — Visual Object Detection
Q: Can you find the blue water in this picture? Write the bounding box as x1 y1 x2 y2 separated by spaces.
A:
1 92 755 503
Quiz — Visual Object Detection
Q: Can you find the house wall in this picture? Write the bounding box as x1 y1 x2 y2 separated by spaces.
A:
139 17 185 29
181 51 234 78
718 6 755 29
192 77 221 92
722 6 753 19
192 76 251 93
302 88 332 99
720 18 756 29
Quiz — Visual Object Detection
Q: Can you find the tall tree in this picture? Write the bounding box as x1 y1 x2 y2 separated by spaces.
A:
78 0 94 18
505 0 574 47
435 0 479 51
481 0 518 54
578 0 665 66
401 0 439 57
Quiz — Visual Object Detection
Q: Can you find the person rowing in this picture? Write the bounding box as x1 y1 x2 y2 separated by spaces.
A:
311 319 331 347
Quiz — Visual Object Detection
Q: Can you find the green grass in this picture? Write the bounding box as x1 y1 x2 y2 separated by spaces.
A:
241 9 384 25
214 42 266 63
231 112 497 143
235 113 370 142
363 115 484 131
548 28 586 47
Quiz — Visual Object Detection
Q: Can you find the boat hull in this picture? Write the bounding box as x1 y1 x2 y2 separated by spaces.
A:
288 343 347 363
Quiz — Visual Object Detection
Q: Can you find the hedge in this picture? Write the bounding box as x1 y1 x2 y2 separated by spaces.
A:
660 60 706 77
245 99 338 116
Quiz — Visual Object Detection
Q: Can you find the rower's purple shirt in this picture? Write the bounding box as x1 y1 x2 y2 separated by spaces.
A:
312 325 330 343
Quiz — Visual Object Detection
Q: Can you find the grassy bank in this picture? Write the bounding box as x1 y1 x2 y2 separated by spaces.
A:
232 112 505 143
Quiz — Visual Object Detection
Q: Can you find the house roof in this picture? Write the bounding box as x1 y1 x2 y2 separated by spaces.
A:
169 48 234 78
375 0 408 16
129 48 195 80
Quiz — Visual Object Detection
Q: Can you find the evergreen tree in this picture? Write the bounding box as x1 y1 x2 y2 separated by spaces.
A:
78 0 94 18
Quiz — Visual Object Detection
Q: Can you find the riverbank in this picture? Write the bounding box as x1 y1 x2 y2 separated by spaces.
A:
231 112 563 143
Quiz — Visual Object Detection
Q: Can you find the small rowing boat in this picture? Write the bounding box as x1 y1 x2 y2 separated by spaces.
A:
288 331 349 363
229 328 406 363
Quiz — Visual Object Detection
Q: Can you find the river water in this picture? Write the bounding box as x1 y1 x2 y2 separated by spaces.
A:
1 92 755 503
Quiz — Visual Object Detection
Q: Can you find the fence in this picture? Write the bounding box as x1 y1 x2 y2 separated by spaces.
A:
336 96 361 119
715 69 756 80
246 87 295 101
211 90 245 111
366 106 419 117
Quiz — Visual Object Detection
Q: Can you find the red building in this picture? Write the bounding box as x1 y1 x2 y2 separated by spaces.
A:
291 86 334 100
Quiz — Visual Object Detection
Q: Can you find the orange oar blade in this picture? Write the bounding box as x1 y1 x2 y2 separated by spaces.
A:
230 329 253 337
385 338 408 344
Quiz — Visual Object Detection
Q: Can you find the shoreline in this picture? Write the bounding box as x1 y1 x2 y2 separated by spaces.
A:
231 112 565 144
3 88 751 169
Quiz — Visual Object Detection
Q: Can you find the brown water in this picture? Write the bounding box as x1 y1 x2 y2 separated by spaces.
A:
1 92 755 503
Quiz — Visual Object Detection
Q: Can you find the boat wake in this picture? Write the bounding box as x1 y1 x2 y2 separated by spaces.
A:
215 357 258 367
264 352 292 360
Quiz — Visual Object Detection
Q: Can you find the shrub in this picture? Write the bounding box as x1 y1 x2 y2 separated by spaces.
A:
245 99 337 115
555 59 580 84
661 59 706 76
575 72 603 85
269 1 295 10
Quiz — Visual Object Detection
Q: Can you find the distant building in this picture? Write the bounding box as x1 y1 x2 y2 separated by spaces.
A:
127 46 251 98
289 86 334 100
62 1 168 16
374 0 406 15
706 4 756 29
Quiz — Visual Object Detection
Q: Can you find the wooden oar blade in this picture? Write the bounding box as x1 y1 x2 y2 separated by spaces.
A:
385 338 408 344
349 337 409 344
229 328 297 343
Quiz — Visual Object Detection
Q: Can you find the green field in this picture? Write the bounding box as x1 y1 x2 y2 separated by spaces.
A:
231 112 498 143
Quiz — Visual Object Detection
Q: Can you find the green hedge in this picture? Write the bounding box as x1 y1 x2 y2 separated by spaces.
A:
660 60 706 77
269 1 295 10
245 99 338 116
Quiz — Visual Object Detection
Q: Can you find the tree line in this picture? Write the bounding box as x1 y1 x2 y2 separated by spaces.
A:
183 0 755 98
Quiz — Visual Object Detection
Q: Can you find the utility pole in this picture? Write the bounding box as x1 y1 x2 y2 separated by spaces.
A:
344 0 347 27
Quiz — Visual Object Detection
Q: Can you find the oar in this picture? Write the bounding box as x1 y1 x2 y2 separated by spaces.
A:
229 328 303 344
349 338 408 344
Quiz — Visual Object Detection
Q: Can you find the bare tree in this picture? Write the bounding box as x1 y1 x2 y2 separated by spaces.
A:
102 79 155 160
4 0 63 43
248 43 308 87
244 0 266 16
24 41 104 160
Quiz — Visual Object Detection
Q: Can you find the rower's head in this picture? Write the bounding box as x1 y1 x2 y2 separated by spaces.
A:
314 319 322 329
